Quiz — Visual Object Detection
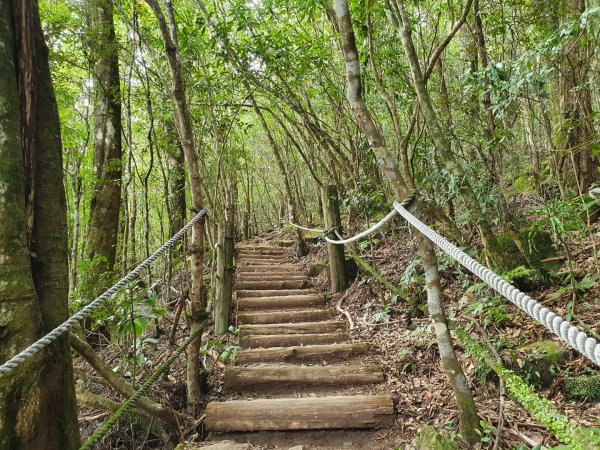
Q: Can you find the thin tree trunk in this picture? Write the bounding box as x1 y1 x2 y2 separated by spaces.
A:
333 0 480 442
144 0 206 408
70 333 187 430
250 95 309 256
391 0 510 271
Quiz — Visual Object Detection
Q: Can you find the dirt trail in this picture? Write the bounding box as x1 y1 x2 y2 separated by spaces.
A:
202 243 398 449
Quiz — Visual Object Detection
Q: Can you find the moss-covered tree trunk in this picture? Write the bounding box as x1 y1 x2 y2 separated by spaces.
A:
85 0 122 276
333 0 480 442
0 0 80 447
321 185 348 293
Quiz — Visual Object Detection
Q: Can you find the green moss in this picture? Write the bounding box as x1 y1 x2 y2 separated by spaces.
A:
412 425 458 450
564 376 600 402
308 261 328 277
304 231 322 243
497 227 559 272
512 340 567 389
451 323 600 450
276 239 294 247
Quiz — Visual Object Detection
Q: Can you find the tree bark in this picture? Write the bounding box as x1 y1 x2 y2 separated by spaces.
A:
0 1 81 447
214 223 234 334
333 0 480 442
321 185 348 293
86 0 122 273
144 0 207 408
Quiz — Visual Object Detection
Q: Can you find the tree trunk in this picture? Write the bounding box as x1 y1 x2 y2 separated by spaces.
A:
333 0 480 442
86 0 122 274
70 333 186 429
321 185 348 293
0 1 80 447
214 223 234 334
144 0 206 408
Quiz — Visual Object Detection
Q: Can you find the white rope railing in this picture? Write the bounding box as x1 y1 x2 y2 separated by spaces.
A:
290 209 399 244
289 197 600 368
391 201 600 368
289 222 326 233
0 209 208 378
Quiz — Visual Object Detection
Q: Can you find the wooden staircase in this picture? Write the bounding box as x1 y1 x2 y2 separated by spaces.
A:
205 244 395 434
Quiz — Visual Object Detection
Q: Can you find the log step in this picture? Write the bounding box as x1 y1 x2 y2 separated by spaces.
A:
237 288 315 298
237 274 310 281
238 256 293 266
205 395 395 431
235 342 369 364
239 259 291 265
224 365 384 391
237 295 325 311
238 250 286 256
239 321 345 336
236 273 306 281
240 332 349 349
236 280 311 290
239 265 300 273
237 309 330 325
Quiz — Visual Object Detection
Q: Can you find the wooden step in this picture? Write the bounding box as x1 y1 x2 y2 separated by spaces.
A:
236 280 311 290
237 295 325 311
239 321 345 336
239 259 290 265
238 265 300 273
235 342 369 364
240 332 348 349
238 256 294 265
237 309 330 325
224 365 384 391
205 395 394 431
237 288 314 298
236 273 307 281
236 272 309 281
237 249 286 256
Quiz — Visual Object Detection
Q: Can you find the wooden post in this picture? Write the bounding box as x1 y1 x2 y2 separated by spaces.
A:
215 222 233 334
223 219 234 325
321 185 348 293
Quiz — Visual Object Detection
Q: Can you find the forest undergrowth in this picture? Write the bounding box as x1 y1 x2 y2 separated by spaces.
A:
281 215 600 450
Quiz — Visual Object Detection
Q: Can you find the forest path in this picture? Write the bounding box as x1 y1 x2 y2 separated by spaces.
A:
203 243 396 449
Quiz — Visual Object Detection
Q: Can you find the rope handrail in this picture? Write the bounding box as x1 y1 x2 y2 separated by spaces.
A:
323 209 398 244
79 328 201 450
290 214 400 243
289 196 600 368
289 222 325 233
391 201 600 368
0 209 208 378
